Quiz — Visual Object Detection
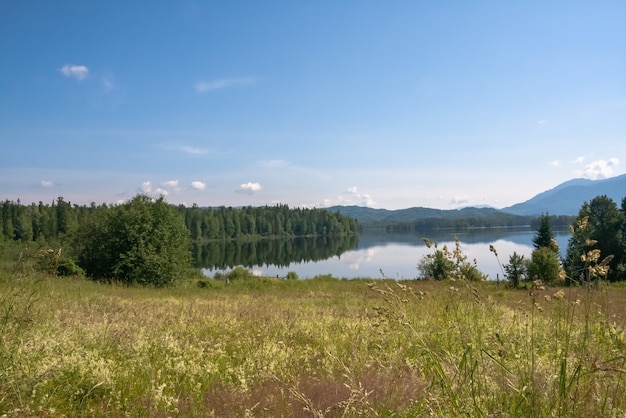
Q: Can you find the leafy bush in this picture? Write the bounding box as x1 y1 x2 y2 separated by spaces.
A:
527 246 563 284
226 266 256 281
75 195 191 287
37 248 84 277
286 271 299 280
418 238 486 281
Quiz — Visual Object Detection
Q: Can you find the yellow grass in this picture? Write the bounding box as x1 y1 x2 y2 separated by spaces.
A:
1 274 625 417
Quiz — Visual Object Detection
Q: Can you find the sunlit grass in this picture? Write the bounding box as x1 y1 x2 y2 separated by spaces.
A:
1 272 625 417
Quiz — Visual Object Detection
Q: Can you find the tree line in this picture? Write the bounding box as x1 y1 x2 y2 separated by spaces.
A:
500 195 626 285
386 212 573 232
0 197 359 243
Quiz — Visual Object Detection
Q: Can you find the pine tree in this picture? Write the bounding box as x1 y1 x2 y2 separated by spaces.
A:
532 214 558 252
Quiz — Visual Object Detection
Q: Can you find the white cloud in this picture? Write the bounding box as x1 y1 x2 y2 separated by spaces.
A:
194 76 256 93
572 156 585 164
161 180 179 189
322 186 376 207
237 182 262 195
581 158 619 180
60 64 89 80
191 181 206 190
359 194 376 207
39 180 55 188
549 160 560 167
140 181 152 193
137 180 181 198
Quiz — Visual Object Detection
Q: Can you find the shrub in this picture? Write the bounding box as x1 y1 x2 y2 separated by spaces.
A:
418 238 486 281
286 271 299 280
37 248 84 277
215 266 257 283
75 195 191 287
527 246 563 284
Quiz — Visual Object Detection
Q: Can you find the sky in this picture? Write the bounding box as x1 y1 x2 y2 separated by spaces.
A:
1 1 625 210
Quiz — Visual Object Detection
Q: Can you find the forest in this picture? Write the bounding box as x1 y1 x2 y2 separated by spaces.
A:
385 212 574 232
0 196 359 243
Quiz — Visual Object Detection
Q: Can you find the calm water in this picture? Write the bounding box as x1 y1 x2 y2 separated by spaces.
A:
201 228 572 280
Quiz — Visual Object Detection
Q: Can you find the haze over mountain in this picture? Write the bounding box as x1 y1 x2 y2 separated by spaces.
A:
328 175 626 224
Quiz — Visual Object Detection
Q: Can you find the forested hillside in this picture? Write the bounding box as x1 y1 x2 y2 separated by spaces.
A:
0 197 359 242
328 205 573 231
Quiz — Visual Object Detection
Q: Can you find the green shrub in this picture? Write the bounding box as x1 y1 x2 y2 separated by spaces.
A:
418 238 486 281
36 248 84 277
527 246 563 284
75 195 191 287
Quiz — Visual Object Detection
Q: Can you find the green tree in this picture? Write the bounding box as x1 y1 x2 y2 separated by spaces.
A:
564 195 625 282
76 195 191 286
527 246 563 284
532 214 558 252
527 213 563 284
503 252 527 288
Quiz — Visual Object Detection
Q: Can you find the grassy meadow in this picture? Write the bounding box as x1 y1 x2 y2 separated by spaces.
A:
1 248 626 416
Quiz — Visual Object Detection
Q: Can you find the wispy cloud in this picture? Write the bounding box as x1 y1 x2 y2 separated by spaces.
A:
450 196 471 206
549 160 560 167
194 76 256 93
101 75 115 91
236 182 262 195
191 181 206 191
580 158 619 180
180 145 209 155
323 186 376 208
60 64 89 80
39 180 55 188
258 159 291 169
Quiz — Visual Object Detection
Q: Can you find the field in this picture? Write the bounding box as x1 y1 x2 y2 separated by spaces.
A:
2 268 626 417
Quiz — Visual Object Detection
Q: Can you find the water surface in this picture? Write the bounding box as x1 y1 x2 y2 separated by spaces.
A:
200 228 571 280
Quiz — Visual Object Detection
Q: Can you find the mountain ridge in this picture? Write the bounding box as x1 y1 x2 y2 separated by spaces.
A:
502 173 626 216
327 174 626 224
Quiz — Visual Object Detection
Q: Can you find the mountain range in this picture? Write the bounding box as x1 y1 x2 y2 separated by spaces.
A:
328 174 626 225
502 174 626 216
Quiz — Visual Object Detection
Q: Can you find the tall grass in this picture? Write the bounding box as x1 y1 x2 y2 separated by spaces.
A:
0 265 625 416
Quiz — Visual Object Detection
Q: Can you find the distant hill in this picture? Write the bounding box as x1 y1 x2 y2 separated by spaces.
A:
326 206 498 224
326 205 524 227
502 174 626 216
327 175 626 226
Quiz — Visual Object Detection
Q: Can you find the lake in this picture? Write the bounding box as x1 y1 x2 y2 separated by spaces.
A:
199 228 572 280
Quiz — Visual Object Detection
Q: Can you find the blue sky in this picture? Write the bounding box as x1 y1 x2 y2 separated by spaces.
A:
1 1 625 210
